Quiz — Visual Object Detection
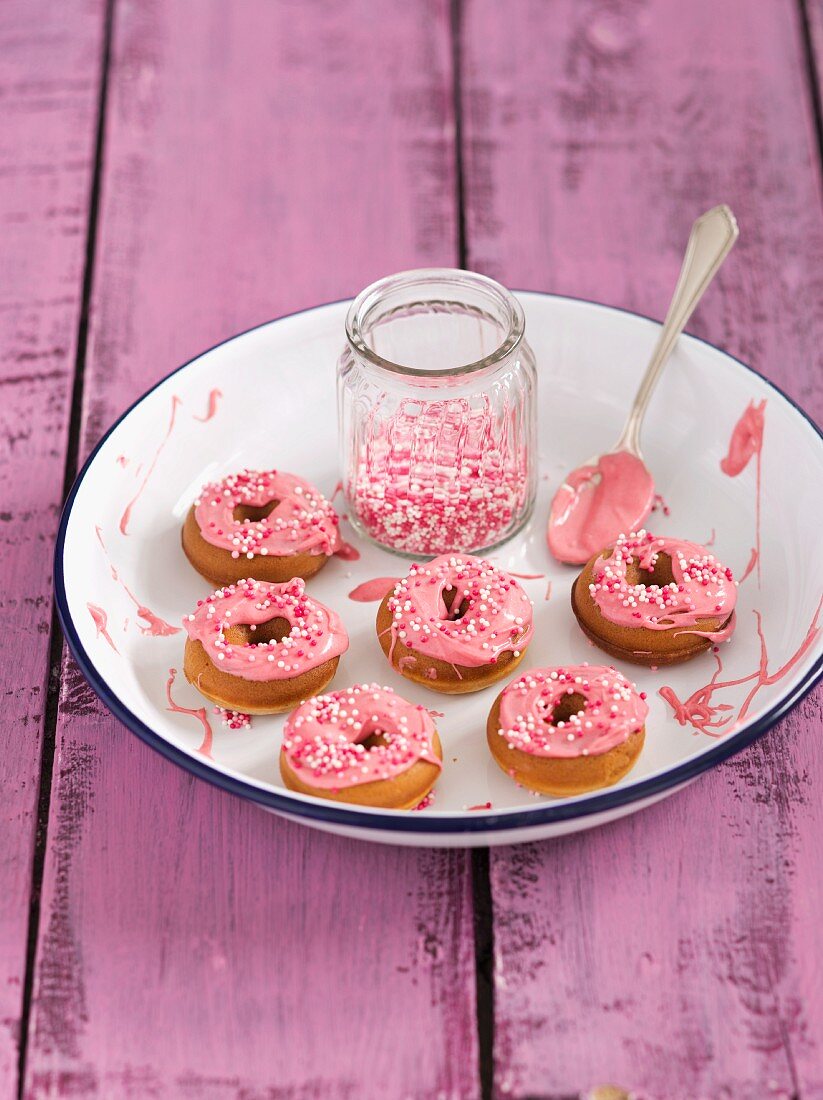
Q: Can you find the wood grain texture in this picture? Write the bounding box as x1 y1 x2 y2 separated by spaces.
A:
0 1 104 1092
459 0 823 1096
25 1 479 1097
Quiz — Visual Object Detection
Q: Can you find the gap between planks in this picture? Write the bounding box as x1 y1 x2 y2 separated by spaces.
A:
15 0 117 1096
451 0 498 1095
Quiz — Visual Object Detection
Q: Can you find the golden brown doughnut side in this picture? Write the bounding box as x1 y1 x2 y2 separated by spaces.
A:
571 557 733 667
183 637 339 714
182 505 329 586
486 691 645 796
280 730 443 809
375 595 526 694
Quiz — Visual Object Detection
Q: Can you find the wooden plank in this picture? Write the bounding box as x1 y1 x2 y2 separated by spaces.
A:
0 1 104 1093
24 1 480 1097
807 0 823 122
459 0 823 1095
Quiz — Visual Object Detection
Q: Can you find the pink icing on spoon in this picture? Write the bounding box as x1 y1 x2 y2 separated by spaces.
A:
281 683 442 790
183 577 348 682
547 450 654 565
386 554 534 668
193 469 342 560
495 664 648 758
588 530 737 634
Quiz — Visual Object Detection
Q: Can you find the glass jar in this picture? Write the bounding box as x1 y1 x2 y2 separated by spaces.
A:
337 269 537 557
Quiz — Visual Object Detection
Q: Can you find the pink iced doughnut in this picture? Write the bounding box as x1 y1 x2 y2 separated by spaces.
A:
280 684 443 808
183 468 342 585
487 664 648 795
376 554 535 693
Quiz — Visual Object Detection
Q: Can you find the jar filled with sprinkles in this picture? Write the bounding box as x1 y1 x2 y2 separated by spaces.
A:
337 269 537 557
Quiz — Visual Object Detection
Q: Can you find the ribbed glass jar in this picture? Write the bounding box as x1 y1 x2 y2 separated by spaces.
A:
337 269 537 557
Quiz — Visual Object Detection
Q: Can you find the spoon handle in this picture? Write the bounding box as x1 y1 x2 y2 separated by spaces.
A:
617 203 739 454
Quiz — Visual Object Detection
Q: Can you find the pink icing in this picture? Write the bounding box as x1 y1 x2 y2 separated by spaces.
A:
121 394 181 535
588 530 737 634
386 554 534 668
720 399 765 477
282 683 442 790
348 577 402 603
193 469 342 560
193 387 222 422
166 667 213 757
721 399 766 586
660 596 822 737
495 664 648 758
87 603 118 653
547 450 655 565
183 577 349 682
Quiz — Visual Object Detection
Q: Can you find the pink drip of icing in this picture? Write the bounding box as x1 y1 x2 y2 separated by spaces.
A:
116 454 129 468
466 801 493 811
335 540 361 561
589 530 737 632
120 394 181 535
192 388 222 422
94 525 180 635
720 399 766 586
544 580 553 602
660 597 821 736
87 603 118 653
506 571 545 580
705 528 717 547
183 577 349 682
739 547 758 584
496 664 648 758
282 683 441 790
348 577 402 603
386 554 534 669
547 450 655 565
193 468 342 559
166 667 213 757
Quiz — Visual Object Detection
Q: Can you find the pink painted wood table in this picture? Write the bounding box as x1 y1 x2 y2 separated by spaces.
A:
2 1 822 1097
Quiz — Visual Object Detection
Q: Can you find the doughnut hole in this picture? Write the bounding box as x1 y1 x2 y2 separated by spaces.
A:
548 691 587 726
233 500 279 523
626 551 675 589
223 616 292 646
442 586 471 621
361 730 390 751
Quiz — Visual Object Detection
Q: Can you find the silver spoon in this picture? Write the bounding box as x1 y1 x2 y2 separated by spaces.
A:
547 204 739 564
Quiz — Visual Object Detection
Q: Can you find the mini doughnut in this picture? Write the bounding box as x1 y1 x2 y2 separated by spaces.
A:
182 468 342 586
280 683 443 809
487 664 648 796
571 530 737 666
376 554 534 694
183 577 348 714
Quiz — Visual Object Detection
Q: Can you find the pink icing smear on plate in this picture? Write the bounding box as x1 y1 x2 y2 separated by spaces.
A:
547 450 654 565
282 683 442 790
495 664 648 758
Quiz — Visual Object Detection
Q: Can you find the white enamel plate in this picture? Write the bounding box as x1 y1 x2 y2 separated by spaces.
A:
56 294 823 846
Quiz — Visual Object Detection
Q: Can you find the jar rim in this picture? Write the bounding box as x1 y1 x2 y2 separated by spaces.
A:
344 267 525 378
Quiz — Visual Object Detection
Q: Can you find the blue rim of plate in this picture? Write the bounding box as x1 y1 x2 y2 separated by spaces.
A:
54 291 823 835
